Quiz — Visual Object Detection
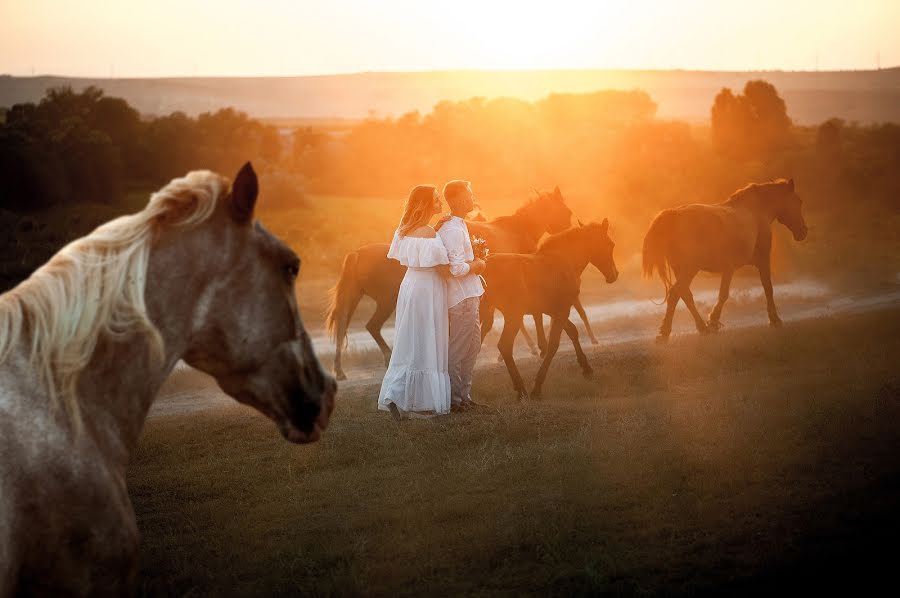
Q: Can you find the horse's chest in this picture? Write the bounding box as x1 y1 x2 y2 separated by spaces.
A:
12 443 140 591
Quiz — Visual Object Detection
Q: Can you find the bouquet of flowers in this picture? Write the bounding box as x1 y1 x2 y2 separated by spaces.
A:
471 235 490 260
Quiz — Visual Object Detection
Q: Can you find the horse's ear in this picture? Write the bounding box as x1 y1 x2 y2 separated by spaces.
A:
553 185 562 199
230 162 258 223
787 178 795 191
601 218 609 232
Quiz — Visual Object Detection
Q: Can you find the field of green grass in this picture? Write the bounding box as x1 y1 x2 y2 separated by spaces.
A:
131 306 900 596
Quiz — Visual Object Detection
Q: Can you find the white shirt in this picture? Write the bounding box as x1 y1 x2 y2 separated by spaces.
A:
437 216 485 308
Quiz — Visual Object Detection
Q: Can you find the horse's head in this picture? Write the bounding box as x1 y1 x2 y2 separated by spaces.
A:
775 178 808 241
532 186 573 234
179 163 336 444
582 219 619 283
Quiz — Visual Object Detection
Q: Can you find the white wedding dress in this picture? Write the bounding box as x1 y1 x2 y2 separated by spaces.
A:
377 230 452 416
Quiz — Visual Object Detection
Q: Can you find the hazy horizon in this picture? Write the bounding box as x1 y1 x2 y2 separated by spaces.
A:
2 0 898 78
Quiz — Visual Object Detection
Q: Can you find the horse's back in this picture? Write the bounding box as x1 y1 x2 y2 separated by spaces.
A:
663 203 758 270
484 253 577 316
354 243 405 295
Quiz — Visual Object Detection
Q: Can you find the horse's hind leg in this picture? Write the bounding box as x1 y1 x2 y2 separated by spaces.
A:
707 269 733 331
367 300 396 367
658 287 681 342
532 318 565 399
333 293 363 381
564 319 593 378
676 270 709 335
497 316 528 400
573 298 598 345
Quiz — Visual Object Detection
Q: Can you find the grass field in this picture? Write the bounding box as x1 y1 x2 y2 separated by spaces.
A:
131 306 900 596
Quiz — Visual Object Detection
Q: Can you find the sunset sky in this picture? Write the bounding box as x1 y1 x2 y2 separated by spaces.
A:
1 0 897 77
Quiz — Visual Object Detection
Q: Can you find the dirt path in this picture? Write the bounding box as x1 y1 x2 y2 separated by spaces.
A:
149 280 900 419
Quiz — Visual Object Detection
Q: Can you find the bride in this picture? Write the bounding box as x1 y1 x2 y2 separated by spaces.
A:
378 185 453 420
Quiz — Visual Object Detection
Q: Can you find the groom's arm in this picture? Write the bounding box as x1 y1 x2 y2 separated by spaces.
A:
439 226 471 277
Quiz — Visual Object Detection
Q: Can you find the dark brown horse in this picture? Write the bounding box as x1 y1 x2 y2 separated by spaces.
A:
642 178 808 341
480 221 619 400
326 188 574 380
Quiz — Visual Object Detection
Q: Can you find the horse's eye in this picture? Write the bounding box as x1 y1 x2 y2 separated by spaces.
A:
285 262 300 278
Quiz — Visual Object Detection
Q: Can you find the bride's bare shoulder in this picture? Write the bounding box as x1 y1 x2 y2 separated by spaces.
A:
406 225 437 239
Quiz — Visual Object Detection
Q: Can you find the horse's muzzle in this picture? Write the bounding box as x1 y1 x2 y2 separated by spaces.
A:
283 377 336 444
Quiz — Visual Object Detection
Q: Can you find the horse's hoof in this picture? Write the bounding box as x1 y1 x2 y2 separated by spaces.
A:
582 366 594 379
590 339 599 346
335 371 347 382
706 320 724 332
770 318 783 328
517 390 530 401
698 325 711 336
655 334 670 344
530 391 542 401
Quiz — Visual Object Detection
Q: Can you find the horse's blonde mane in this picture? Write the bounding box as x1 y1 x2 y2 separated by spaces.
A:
728 178 791 203
0 170 228 425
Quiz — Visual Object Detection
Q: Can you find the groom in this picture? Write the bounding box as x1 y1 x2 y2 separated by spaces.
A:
437 180 486 412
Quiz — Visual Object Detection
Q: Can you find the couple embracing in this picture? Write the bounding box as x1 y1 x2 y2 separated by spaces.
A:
377 180 487 420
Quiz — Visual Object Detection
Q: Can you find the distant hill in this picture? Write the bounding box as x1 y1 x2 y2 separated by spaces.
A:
2 68 899 125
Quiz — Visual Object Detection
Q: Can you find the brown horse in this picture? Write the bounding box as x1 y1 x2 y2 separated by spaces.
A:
480 221 619 400
325 187 575 380
0 164 336 595
642 178 808 341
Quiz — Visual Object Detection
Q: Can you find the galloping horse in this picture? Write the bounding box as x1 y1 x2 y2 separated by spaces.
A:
642 178 808 341
480 221 619 400
0 164 336 595
325 187 576 380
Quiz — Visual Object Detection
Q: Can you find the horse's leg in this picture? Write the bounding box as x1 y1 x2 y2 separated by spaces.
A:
519 325 540 356
367 300 396 367
563 319 593 378
531 318 565 399
707 269 733 331
533 313 548 356
657 286 681 342
497 316 528 400
573 298 598 345
333 292 363 381
758 261 782 327
676 269 709 335
480 301 495 343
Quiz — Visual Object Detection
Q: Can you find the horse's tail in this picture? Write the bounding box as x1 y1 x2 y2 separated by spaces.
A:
642 210 675 303
325 251 362 350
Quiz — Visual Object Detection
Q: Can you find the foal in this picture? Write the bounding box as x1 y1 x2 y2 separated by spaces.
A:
0 164 336 595
642 178 808 341
480 221 619 400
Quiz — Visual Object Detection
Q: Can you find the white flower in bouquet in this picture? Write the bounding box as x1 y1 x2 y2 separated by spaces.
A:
471 235 490 260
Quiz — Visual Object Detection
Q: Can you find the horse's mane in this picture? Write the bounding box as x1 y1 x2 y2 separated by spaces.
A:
0 170 227 424
512 192 552 219
726 179 791 205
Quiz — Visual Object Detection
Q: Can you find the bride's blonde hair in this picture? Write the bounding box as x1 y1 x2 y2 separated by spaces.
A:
398 185 437 237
